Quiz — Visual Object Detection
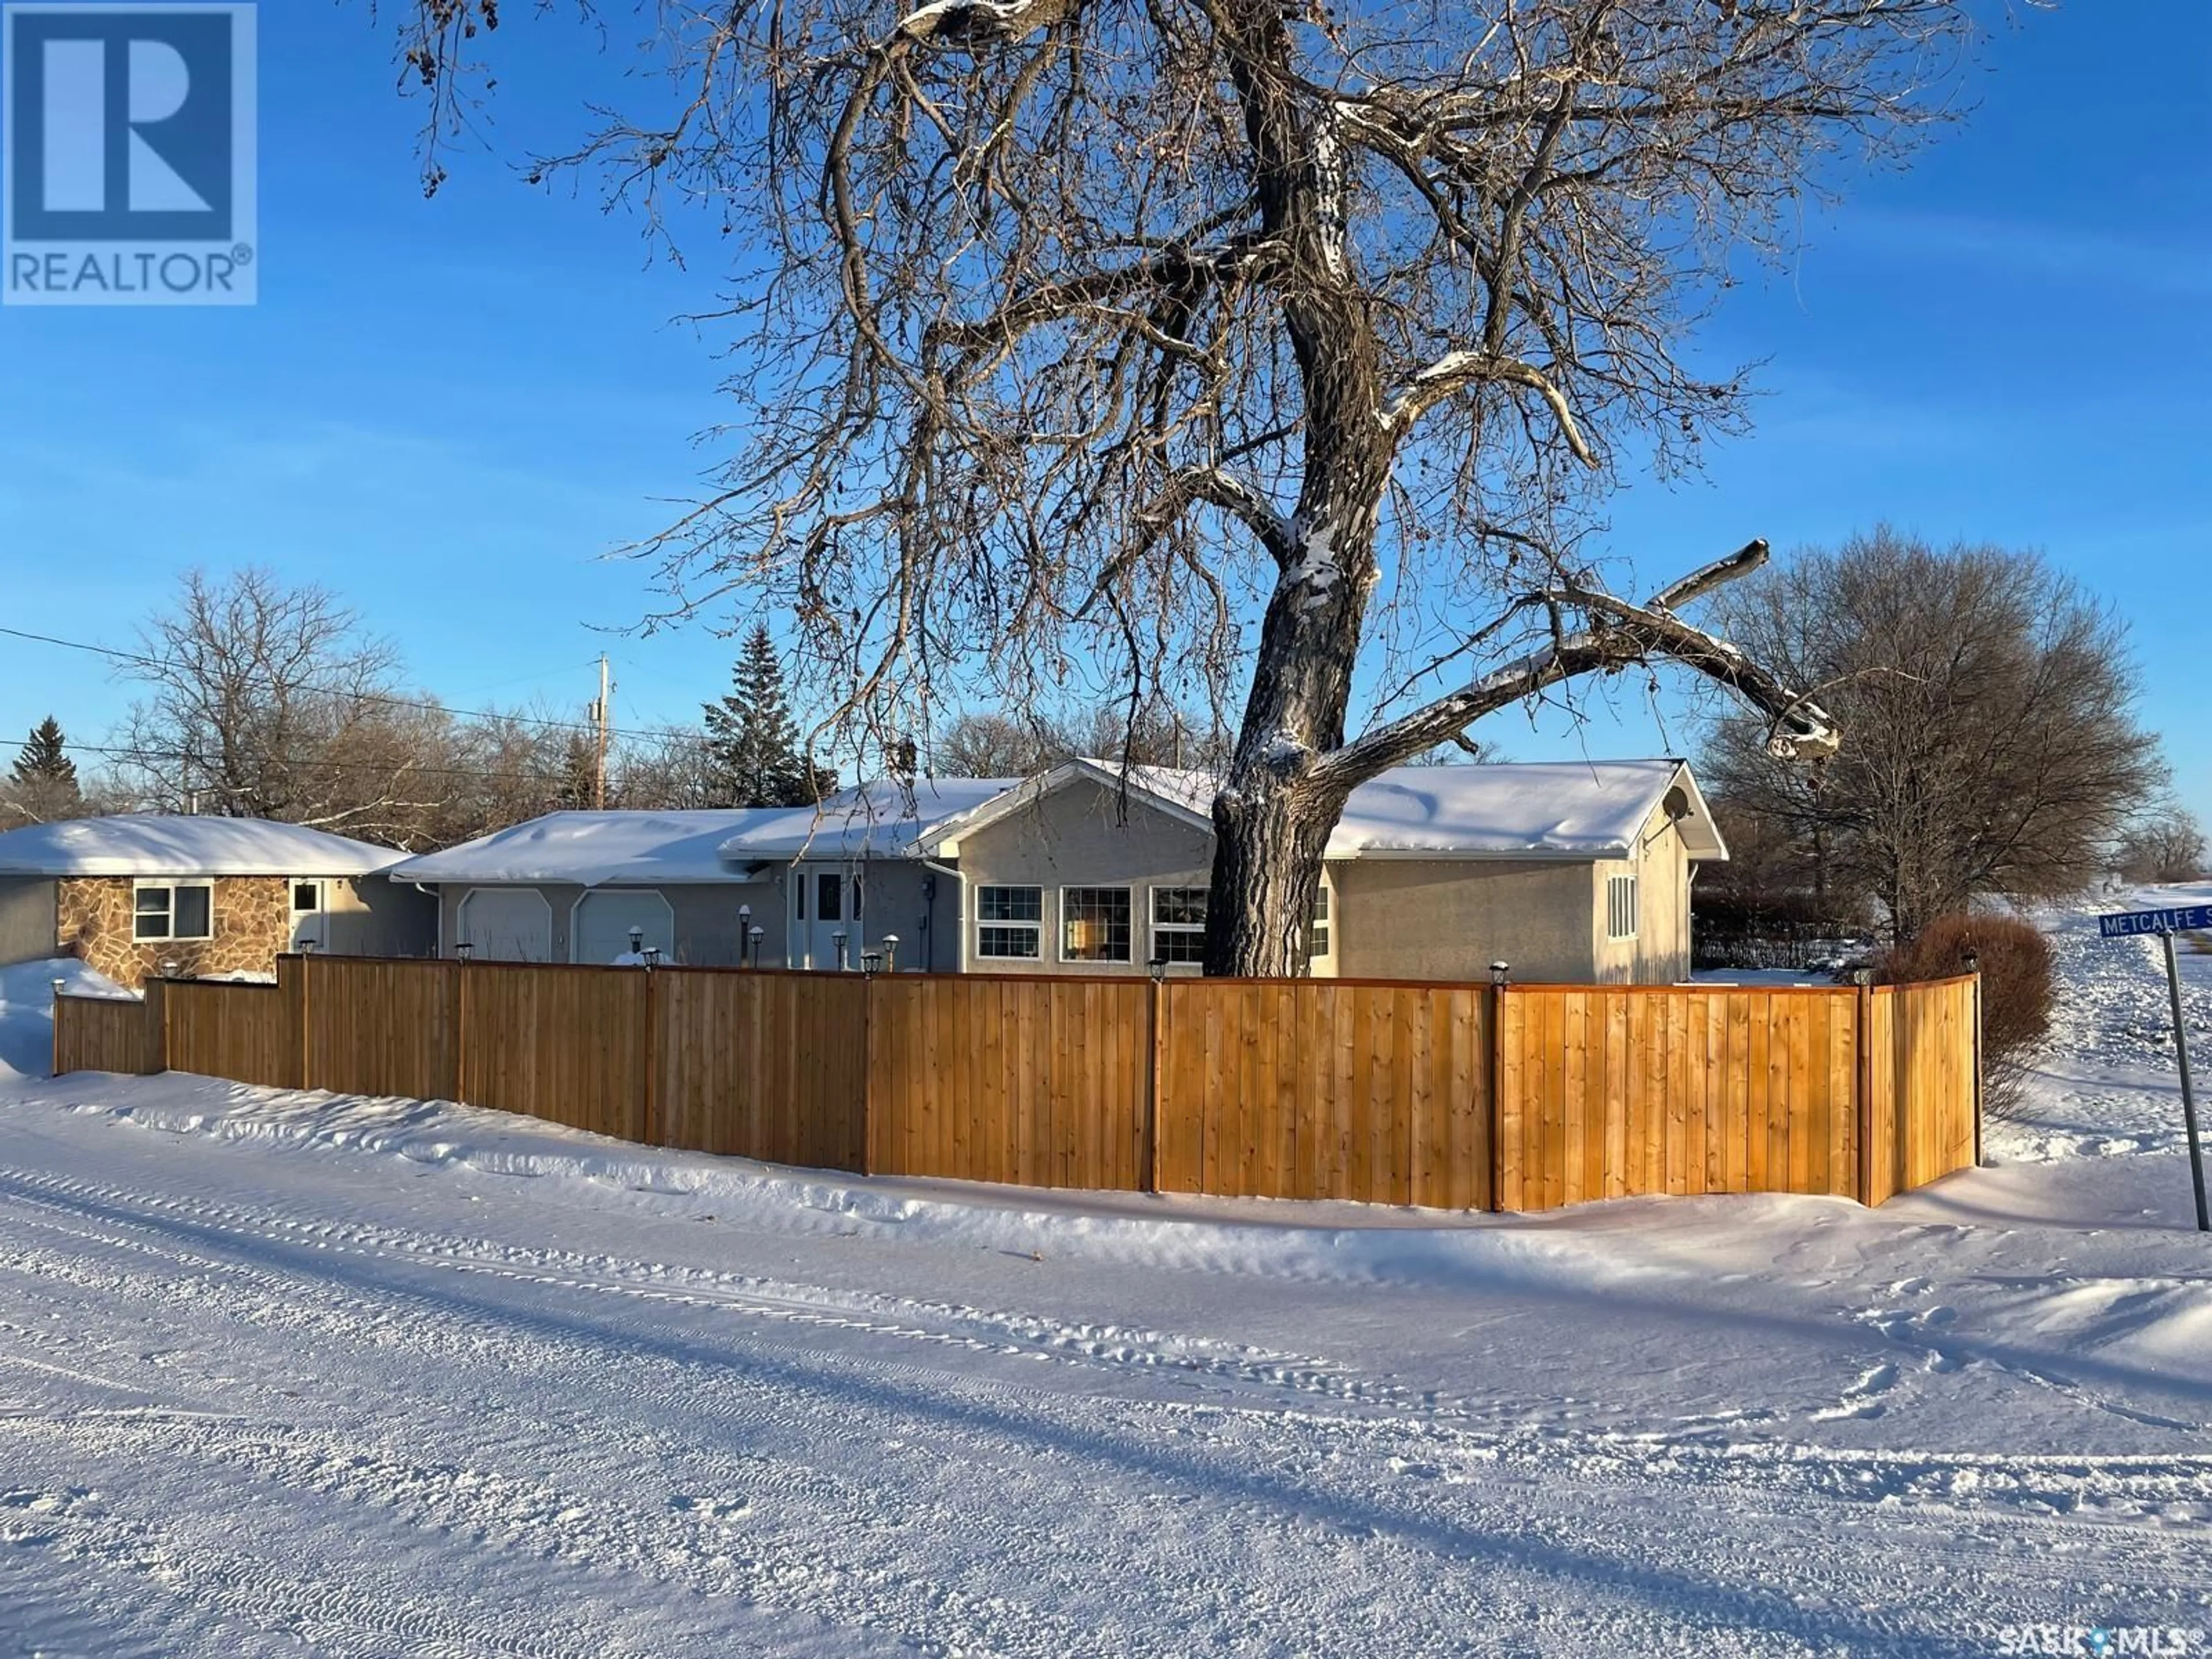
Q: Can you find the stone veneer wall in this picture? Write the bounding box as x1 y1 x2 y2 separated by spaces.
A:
57 876 292 991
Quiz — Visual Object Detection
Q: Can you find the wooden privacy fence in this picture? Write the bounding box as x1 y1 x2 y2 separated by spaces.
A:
51 956 1980 1213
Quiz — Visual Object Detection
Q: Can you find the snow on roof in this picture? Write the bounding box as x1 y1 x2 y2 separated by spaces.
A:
922 757 1716 861
1326 760 1713 858
716 777 1021 861
385 810 786 888
0 815 406 878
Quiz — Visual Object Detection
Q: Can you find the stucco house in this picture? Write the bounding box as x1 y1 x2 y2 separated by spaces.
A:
921 757 1722 984
387 759 1722 984
0 816 435 990
384 781 1012 969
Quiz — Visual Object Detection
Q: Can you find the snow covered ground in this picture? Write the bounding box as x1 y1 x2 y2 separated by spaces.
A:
0 897 2206 1657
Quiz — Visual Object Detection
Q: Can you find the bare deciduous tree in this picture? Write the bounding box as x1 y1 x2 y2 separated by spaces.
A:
1700 531 2165 943
119 569 442 839
2115 807 2207 886
395 0 1995 970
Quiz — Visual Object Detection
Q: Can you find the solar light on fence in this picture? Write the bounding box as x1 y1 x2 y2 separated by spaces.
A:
1489 961 1510 988
50 977 65 1002
860 950 884 977
642 946 662 970
881 933 899 972
1147 955 1169 983
1854 967 1874 987
455 942 474 962
1963 948 1980 975
296 938 318 954
161 958 180 979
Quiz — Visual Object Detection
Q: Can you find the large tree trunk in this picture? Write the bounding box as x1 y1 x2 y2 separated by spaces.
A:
1200 1 1388 978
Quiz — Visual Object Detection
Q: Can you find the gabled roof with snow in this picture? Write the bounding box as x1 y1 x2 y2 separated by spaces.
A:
926 757 1724 862
384 810 786 888
1328 760 1722 859
0 816 406 878
715 777 1021 861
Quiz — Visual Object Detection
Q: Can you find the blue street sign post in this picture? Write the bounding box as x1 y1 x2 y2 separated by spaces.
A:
2098 907 2210 1233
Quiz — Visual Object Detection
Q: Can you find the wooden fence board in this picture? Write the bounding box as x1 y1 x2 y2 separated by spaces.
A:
164 982 291 1089
301 956 457 1102
52 993 157 1077
56 957 1979 1217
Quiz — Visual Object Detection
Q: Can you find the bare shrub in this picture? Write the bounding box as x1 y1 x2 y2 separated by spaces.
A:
1878 912 2054 1120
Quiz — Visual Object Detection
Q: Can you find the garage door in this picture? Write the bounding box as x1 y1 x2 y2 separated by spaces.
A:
457 888 553 963
573 891 675 964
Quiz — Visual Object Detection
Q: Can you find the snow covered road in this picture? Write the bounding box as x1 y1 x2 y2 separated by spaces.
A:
1 902 2208 1656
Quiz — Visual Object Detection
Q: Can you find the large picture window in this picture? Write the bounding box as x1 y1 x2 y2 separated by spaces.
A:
1150 888 1208 964
134 882 213 943
1607 873 1639 941
1060 887 1132 963
976 885 1043 959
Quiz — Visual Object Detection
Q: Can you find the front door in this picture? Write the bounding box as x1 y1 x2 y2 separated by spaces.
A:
792 864 862 969
289 878 324 952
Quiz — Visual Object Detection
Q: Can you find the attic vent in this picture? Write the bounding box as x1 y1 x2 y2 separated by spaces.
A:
1661 786 1691 823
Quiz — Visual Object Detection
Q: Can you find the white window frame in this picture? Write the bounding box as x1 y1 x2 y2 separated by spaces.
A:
1305 881 1332 962
1058 885 1134 965
1607 872 1639 941
132 879 213 943
289 878 323 914
974 884 1044 961
1149 886 1209 965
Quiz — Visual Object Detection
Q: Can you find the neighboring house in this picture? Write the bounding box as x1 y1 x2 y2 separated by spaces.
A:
385 759 1722 984
384 781 1013 969
0 816 435 990
922 757 1723 984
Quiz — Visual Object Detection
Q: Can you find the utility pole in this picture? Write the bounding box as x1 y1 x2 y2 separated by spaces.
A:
593 654 611 812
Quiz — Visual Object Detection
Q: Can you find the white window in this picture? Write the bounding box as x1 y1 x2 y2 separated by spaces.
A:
290 880 321 914
976 885 1043 959
1150 887 1209 964
1060 887 1132 963
1306 883 1331 960
133 881 213 943
1607 873 1639 941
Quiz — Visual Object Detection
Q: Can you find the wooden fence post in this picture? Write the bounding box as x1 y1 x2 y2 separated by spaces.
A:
1970 967 1986 1169
453 955 470 1106
1145 978 1164 1194
858 971 875 1177
1487 983 1507 1213
1854 973 1874 1207
639 965 660 1147
141 976 168 1075
295 953 313 1090
50 987 63 1080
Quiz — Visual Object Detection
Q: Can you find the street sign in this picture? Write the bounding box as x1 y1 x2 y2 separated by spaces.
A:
2099 905 2212 938
2096 906 2210 1232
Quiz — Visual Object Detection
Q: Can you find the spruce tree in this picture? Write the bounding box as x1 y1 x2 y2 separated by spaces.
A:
10 717 79 793
702 626 834 808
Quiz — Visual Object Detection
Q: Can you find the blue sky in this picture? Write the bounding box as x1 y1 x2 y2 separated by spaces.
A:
2 2 2207 827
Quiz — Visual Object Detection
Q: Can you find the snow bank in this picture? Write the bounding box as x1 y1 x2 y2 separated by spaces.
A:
65 1070 1684 1294
0 956 132 1080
